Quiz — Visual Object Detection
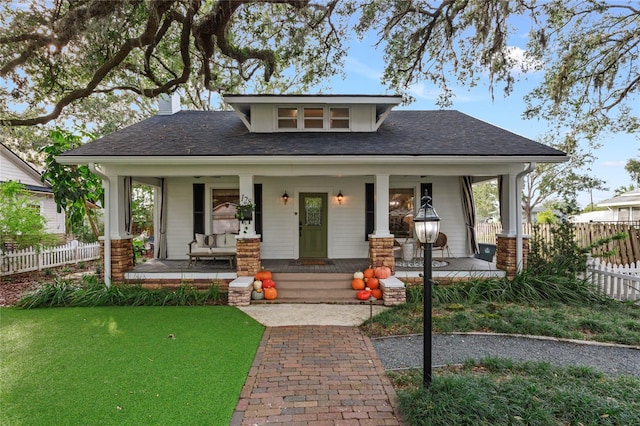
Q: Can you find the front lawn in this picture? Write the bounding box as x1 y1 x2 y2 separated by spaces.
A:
390 358 640 426
0 306 264 425
364 283 640 346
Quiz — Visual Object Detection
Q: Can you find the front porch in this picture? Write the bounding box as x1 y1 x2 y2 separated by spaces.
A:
126 256 505 282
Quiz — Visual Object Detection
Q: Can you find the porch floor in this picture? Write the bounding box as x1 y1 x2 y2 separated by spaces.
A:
126 257 504 281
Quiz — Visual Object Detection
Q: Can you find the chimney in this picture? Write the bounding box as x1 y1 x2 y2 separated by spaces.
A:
158 92 181 115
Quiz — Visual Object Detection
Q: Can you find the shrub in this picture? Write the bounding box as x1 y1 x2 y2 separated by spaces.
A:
17 277 228 308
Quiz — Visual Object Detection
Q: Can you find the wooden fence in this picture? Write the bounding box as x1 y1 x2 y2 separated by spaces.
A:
586 257 640 302
0 241 100 277
474 222 640 264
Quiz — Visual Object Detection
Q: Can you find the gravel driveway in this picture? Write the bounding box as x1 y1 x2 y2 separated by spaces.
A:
372 333 640 377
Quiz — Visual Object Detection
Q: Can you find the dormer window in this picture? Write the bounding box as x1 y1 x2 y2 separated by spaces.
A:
277 106 350 130
277 107 297 128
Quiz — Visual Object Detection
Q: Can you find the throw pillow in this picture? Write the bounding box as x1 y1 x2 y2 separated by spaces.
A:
215 233 227 247
195 233 205 248
205 235 216 247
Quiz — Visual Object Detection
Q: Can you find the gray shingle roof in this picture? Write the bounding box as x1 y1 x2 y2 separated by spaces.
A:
60 110 566 158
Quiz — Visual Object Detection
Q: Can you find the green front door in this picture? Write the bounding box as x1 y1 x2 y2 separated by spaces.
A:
299 193 328 258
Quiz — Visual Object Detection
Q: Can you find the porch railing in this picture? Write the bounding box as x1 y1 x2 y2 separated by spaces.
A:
0 241 100 276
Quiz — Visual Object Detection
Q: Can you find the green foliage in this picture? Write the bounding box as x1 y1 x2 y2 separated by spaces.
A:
131 183 153 234
40 128 103 239
392 359 640 426
17 275 227 308
0 306 263 425
529 203 627 277
528 203 588 277
471 180 499 222
0 181 55 249
535 209 556 224
625 159 640 185
0 1 347 126
614 184 636 196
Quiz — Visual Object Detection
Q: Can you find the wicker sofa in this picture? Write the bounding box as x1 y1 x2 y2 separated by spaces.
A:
187 232 237 266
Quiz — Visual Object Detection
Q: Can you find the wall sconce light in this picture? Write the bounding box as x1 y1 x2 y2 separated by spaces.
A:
282 191 289 205
337 190 344 205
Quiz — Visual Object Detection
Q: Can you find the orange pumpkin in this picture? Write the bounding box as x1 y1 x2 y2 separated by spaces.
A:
366 277 380 290
264 287 277 300
351 278 365 290
363 268 375 279
255 268 273 281
374 266 391 279
371 289 383 300
356 290 372 300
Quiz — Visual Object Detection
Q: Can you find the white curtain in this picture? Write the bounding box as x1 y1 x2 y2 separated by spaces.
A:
157 178 168 259
460 176 479 254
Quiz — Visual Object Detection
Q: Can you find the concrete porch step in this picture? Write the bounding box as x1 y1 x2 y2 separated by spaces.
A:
252 272 380 304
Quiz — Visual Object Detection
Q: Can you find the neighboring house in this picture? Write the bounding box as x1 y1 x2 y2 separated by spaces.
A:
571 210 615 224
57 94 568 286
597 189 640 223
0 143 66 238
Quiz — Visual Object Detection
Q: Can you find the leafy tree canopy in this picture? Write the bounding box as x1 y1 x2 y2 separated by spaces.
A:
354 0 639 142
1 0 637 150
0 0 346 126
625 159 640 185
40 128 104 238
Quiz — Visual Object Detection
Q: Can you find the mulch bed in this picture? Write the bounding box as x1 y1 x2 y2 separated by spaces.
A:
0 262 98 307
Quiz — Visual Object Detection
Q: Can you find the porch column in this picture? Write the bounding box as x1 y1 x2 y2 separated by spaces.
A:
92 171 134 285
238 174 257 237
373 174 391 237
497 164 535 276
499 173 518 236
369 174 395 272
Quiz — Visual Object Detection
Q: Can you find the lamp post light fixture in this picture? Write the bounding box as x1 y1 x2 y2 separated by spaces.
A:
413 188 441 388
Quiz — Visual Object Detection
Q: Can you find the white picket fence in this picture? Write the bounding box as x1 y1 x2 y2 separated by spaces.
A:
0 241 100 276
586 257 640 302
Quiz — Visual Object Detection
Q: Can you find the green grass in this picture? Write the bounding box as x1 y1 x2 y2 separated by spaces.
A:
364 279 640 345
0 306 264 425
390 358 640 426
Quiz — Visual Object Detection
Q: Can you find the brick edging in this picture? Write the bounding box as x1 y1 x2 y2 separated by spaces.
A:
360 329 405 424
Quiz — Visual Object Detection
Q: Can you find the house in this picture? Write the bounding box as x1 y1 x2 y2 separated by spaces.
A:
57 94 568 303
597 189 640 223
0 143 66 239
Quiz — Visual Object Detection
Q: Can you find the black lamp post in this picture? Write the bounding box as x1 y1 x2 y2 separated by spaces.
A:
413 189 441 388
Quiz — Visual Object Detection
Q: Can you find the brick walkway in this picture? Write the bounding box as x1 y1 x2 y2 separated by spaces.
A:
231 326 402 425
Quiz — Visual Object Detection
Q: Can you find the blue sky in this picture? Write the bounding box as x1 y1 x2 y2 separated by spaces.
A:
315 21 638 208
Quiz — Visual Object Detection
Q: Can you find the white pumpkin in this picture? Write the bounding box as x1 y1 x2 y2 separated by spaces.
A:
253 280 263 291
353 271 364 280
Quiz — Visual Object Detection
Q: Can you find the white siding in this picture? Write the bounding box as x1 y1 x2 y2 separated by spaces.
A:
0 149 43 186
163 175 475 260
247 104 376 133
38 194 66 234
349 105 375 132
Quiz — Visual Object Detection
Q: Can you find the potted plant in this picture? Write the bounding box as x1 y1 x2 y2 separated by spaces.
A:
235 195 255 234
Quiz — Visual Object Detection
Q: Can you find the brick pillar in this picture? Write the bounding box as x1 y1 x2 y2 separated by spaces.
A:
496 235 529 278
99 238 134 283
368 237 395 273
236 237 261 277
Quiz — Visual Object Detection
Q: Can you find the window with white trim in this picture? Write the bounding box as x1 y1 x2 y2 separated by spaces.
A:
277 107 298 129
276 106 350 130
